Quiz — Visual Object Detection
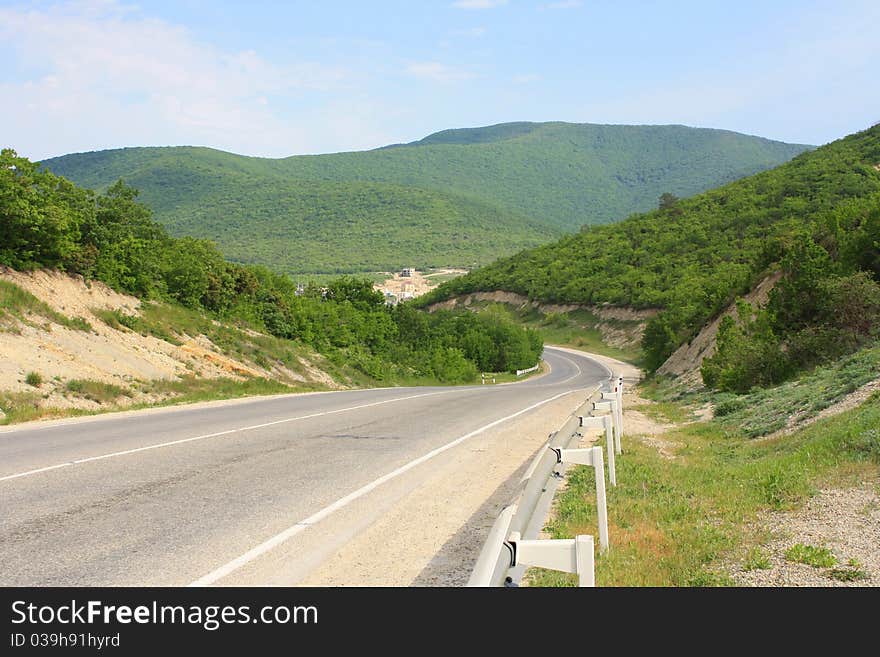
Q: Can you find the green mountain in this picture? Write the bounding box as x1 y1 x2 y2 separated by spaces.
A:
41 122 810 274
0 149 544 386
419 124 880 383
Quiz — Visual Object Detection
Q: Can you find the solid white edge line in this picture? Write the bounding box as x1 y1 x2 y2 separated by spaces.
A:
546 345 614 380
549 351 583 385
0 391 454 483
188 388 581 587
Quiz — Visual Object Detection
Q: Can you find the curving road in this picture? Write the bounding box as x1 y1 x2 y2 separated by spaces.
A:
0 346 609 586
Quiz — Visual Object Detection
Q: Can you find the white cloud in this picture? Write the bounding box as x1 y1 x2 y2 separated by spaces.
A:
451 0 508 10
513 74 541 84
541 0 583 8
405 62 475 83
453 26 487 37
0 0 353 159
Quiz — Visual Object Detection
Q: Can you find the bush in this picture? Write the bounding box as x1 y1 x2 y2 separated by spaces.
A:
701 302 789 393
25 371 42 387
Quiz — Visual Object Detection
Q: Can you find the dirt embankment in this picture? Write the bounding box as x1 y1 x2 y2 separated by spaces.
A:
0 268 337 417
427 290 658 351
656 272 783 387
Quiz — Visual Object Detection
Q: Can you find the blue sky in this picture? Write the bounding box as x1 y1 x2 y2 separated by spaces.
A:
2 0 878 160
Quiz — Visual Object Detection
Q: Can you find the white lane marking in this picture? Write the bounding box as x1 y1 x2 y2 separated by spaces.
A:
547 345 615 380
552 352 583 385
527 349 582 387
188 388 579 586
0 391 455 483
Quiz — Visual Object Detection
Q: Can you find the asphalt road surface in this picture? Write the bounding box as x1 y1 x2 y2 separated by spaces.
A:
0 346 609 586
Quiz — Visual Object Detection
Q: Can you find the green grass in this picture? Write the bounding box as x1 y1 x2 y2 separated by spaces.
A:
0 376 324 426
642 342 880 439
94 301 317 381
478 360 548 384
784 543 838 568
0 279 92 331
0 391 88 424
24 371 42 387
711 345 880 438
827 559 869 582
42 123 808 275
742 547 772 571
628 401 692 424
135 376 306 404
527 390 880 587
65 379 131 404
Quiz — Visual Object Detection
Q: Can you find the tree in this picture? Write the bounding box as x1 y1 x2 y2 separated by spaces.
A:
0 149 91 270
658 192 680 211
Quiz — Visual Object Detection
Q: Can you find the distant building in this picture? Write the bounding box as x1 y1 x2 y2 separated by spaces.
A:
400 267 414 277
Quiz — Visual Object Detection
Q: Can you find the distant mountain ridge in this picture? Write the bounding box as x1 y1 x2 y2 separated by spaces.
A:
42 122 812 275
418 124 880 374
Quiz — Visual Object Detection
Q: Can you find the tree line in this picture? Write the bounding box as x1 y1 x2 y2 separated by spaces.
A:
0 148 542 383
420 124 880 392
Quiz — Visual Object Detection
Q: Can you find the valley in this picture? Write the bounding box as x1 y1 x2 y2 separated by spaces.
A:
2 120 877 590
41 122 810 276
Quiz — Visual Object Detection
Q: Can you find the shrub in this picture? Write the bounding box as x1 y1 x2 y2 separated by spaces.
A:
784 544 837 568
24 371 42 387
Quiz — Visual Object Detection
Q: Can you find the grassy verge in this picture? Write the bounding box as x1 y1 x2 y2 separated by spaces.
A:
0 280 92 332
527 390 880 586
645 342 880 438
0 376 321 426
478 360 548 385
627 401 694 424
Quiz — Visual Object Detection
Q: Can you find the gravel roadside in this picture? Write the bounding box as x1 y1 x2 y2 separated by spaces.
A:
731 483 880 587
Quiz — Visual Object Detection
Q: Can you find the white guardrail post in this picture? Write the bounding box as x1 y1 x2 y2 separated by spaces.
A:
594 397 622 455
552 445 609 551
467 372 627 587
467 378 625 586
580 415 615 487
617 377 624 451
506 533 595 586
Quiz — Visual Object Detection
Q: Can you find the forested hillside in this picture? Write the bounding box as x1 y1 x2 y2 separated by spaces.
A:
0 149 542 383
421 124 880 388
41 122 809 274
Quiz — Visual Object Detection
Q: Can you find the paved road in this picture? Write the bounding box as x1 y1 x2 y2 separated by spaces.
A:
0 347 609 585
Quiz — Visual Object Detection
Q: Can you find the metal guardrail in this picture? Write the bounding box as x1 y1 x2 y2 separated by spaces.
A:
468 373 627 587
515 364 540 377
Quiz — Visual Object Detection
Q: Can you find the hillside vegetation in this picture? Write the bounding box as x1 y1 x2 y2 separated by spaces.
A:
531 368 880 587
0 148 543 388
422 124 880 388
41 122 809 274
